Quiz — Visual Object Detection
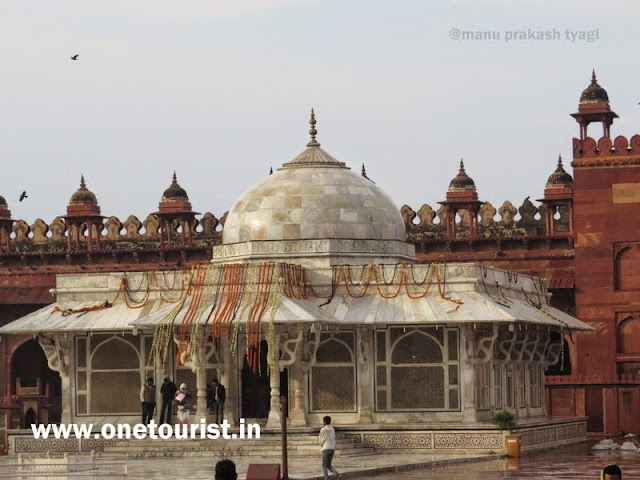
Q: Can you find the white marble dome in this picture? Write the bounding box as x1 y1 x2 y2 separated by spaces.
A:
222 124 406 245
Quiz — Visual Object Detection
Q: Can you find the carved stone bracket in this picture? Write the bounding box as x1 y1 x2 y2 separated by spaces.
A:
205 341 222 372
278 325 303 372
522 330 540 362
357 327 372 365
533 331 552 363
512 329 530 362
38 334 71 377
496 328 517 363
172 333 197 373
542 334 563 367
301 324 321 373
470 324 499 365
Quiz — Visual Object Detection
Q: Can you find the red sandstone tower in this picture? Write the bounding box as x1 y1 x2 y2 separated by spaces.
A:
571 71 640 433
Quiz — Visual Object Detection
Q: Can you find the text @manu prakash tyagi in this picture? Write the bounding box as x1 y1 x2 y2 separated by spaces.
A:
449 28 599 43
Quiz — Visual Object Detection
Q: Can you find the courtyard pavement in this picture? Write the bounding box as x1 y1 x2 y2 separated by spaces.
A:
0 451 500 479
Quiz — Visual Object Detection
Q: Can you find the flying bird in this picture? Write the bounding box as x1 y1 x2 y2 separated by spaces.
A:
71 54 79 61
19 191 28 202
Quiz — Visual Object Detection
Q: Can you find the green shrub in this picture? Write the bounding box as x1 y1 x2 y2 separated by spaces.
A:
493 411 516 431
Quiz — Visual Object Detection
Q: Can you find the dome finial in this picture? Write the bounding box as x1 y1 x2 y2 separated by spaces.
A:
80 175 86 190
459 159 465 173
307 108 320 147
557 154 563 168
591 69 597 84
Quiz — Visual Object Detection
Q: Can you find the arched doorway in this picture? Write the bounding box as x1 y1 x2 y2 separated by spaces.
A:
11 339 62 426
544 332 572 376
241 339 288 419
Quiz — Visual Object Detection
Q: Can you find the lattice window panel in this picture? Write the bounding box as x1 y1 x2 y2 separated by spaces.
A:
91 339 139 369
76 336 88 415
86 335 144 415
90 371 140 413
316 338 352 363
493 364 503 409
506 368 515 408
529 365 542 407
311 366 355 411
517 365 526 408
391 366 444 409
76 337 87 368
376 326 459 411
475 363 491 410
392 332 442 364
309 331 355 412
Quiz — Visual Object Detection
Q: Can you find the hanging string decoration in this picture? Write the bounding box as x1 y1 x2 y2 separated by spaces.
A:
308 263 464 308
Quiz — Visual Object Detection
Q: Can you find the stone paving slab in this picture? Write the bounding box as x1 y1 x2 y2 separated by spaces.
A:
0 451 500 479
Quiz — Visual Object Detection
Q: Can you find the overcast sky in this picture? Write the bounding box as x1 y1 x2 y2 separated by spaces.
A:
2 0 639 226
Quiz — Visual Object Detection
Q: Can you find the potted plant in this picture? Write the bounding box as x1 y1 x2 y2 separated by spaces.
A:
493 411 520 457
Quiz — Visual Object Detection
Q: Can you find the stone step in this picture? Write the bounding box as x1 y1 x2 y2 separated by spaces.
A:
104 441 364 453
101 434 374 459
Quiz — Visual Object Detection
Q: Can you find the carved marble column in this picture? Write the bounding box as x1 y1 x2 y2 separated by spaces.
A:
176 329 209 423
265 329 281 429
356 326 373 423
39 335 72 424
283 326 306 426
461 325 477 422
220 336 238 427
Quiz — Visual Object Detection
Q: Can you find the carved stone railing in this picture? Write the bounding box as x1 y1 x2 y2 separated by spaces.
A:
5 212 225 253
2 194 575 254
401 197 570 239
573 134 640 159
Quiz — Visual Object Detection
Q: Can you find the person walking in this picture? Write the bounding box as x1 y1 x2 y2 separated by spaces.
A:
140 377 156 425
159 376 177 425
211 378 226 424
319 416 342 480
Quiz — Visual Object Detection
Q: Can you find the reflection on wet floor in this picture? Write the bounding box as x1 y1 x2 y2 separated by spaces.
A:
0 442 638 479
373 442 640 479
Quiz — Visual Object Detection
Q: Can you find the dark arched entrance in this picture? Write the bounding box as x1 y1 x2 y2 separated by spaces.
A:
544 333 572 376
241 339 288 418
11 339 62 425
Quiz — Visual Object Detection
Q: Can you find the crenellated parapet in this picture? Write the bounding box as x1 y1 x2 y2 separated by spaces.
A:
401 196 569 240
6 212 224 254
572 134 640 165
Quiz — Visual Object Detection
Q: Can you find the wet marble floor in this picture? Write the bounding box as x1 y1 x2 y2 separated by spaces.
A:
372 442 640 479
0 442 638 479
0 451 496 480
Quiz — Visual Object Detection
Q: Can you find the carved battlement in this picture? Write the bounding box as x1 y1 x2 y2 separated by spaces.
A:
1 212 224 255
0 194 573 257
401 197 570 239
572 134 640 163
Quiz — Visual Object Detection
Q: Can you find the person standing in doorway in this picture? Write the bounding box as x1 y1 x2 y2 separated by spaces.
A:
174 383 191 425
319 416 342 480
211 378 226 424
159 376 177 425
140 377 156 425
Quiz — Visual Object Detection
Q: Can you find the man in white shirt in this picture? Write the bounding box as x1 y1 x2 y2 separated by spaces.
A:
318 416 342 480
